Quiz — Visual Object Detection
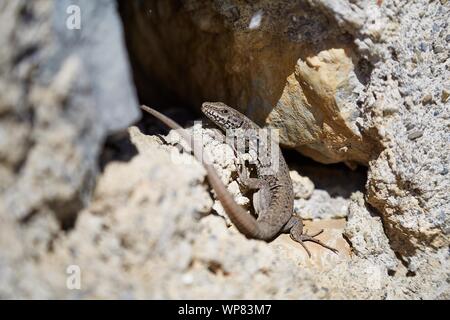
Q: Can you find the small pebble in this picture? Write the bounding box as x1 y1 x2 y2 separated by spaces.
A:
404 96 414 109
441 168 449 175
383 106 399 115
418 42 428 52
405 122 415 130
422 94 433 104
408 130 423 140
446 34 450 42
442 89 450 103
432 23 440 33
433 44 444 54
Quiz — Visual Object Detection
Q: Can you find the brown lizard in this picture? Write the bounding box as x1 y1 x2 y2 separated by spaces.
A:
141 103 337 257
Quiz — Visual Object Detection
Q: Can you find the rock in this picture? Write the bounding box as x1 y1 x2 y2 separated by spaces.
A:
0 0 449 300
422 94 433 105
0 126 338 298
120 0 381 165
407 130 424 140
0 0 139 228
1 121 448 299
120 0 449 287
442 88 450 103
364 0 450 269
120 0 450 271
0 0 138 297
295 190 349 220
290 170 314 199
345 192 398 271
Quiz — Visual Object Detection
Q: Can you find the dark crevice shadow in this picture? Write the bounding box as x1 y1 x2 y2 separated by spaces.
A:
98 105 204 172
354 57 374 86
99 130 138 172
137 104 202 136
284 148 367 199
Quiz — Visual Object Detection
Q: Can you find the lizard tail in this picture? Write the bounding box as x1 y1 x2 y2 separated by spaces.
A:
140 105 261 238
203 164 260 238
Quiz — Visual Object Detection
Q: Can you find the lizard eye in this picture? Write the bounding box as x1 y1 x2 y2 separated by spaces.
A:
222 109 228 114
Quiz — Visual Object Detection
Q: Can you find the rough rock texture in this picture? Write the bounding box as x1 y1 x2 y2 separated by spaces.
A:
0 0 449 299
3 124 447 299
0 0 139 227
364 0 450 271
0 0 139 296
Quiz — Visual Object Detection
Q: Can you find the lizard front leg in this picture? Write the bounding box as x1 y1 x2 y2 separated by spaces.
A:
283 215 338 257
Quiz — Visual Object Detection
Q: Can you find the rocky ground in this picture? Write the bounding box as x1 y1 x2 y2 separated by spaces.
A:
0 0 448 299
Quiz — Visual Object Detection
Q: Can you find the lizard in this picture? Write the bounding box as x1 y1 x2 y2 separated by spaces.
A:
141 103 337 257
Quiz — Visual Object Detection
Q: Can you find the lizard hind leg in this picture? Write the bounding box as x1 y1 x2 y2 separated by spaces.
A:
286 215 338 258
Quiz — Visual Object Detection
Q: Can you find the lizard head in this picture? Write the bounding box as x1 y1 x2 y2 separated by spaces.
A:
201 102 250 130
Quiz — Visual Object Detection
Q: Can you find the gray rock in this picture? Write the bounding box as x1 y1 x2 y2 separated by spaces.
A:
0 0 139 226
0 0 448 300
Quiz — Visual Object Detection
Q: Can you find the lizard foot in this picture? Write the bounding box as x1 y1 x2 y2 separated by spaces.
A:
290 226 339 258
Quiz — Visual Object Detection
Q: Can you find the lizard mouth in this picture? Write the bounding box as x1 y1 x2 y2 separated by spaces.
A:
204 113 226 128
201 106 223 124
201 105 220 118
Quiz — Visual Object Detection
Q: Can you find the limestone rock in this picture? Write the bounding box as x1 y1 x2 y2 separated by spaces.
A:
295 189 349 220
120 0 380 164
364 0 450 267
290 170 314 199
0 0 449 300
345 192 398 271
0 0 139 297
0 0 139 228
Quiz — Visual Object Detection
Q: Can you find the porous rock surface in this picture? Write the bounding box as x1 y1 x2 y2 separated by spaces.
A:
0 0 449 299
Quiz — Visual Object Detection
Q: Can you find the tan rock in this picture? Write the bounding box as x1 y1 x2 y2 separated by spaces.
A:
121 0 379 165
